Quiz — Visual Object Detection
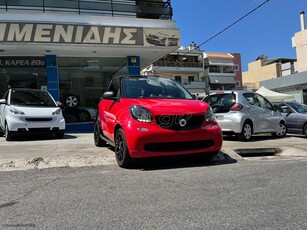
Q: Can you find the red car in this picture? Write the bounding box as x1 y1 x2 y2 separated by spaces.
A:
94 76 222 168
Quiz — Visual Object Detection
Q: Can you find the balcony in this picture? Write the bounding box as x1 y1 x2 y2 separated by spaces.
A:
154 61 202 68
0 0 173 19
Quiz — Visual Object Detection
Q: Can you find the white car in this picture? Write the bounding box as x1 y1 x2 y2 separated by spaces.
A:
0 88 66 141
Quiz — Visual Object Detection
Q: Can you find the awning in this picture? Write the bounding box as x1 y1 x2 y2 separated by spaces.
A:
209 76 235 84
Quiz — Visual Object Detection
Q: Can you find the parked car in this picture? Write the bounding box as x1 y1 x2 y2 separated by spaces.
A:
94 76 222 168
203 91 287 141
0 88 65 141
273 101 307 137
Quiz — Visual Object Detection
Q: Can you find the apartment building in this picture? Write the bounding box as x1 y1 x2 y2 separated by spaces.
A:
142 43 206 95
142 46 243 97
204 52 243 93
0 0 180 130
242 57 297 91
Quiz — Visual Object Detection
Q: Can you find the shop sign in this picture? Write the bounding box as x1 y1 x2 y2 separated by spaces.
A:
0 57 45 68
0 22 179 47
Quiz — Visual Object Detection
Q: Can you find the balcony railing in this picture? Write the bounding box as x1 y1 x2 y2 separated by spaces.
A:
154 61 203 68
0 0 172 19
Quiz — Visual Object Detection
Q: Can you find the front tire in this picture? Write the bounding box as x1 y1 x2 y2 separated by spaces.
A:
94 120 107 147
237 122 253 141
115 128 133 168
5 123 14 141
55 131 64 139
303 124 307 137
272 123 287 137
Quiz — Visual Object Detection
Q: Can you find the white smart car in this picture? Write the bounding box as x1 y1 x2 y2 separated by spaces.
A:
0 88 66 141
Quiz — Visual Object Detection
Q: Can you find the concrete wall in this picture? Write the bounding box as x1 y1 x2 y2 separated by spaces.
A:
292 30 307 72
242 60 280 85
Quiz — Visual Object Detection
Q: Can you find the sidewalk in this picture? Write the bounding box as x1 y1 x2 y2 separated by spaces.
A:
0 133 306 171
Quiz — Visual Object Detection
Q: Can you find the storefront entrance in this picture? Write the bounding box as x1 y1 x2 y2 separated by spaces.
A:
57 57 128 123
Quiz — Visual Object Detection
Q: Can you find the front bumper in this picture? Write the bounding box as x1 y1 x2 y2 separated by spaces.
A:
123 121 223 158
6 114 66 134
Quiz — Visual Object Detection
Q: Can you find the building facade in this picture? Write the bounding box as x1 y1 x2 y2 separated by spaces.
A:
204 52 243 93
142 47 243 97
142 43 206 95
258 11 307 104
242 57 297 91
0 0 180 131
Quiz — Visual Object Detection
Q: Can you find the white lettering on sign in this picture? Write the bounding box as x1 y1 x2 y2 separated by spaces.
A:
53 25 74 43
0 23 143 45
34 24 52 42
0 24 7 41
7 24 33 42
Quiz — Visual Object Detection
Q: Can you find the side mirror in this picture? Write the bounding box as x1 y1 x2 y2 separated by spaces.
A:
103 91 116 100
0 99 7 105
56 101 62 107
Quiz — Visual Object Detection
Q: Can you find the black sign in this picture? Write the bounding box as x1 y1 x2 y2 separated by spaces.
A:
0 57 45 68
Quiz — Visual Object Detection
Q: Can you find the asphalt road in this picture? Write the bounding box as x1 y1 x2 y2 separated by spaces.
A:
0 158 306 229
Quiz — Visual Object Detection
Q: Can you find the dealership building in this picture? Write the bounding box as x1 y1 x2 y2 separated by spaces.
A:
0 0 180 131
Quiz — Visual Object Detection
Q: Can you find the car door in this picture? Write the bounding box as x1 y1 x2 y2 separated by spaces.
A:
254 94 281 132
243 93 268 133
276 103 297 133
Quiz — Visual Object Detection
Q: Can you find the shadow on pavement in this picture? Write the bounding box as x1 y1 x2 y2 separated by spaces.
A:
223 134 293 142
6 134 78 142
134 151 237 171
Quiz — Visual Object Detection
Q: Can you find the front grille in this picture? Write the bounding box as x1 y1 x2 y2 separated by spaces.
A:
144 140 214 152
25 118 52 122
155 115 204 130
28 128 51 132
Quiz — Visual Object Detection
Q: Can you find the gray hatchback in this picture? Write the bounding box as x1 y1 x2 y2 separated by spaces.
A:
203 91 287 141
273 101 307 137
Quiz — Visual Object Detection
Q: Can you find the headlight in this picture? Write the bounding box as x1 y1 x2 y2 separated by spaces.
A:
52 108 62 115
130 105 152 122
205 107 216 122
9 107 25 115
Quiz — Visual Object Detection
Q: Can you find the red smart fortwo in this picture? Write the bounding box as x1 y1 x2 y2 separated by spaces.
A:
94 76 222 168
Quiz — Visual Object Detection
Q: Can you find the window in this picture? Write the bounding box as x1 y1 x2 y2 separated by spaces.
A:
209 66 221 73
175 76 181 83
235 81 241 87
222 66 234 73
188 76 194 82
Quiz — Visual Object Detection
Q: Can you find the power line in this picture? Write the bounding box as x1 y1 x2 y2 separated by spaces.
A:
148 0 271 74
185 0 271 55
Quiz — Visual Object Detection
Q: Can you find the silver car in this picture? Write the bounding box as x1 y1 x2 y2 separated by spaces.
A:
203 91 287 141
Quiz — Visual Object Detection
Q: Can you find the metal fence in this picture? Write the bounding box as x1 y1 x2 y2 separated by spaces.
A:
0 0 172 19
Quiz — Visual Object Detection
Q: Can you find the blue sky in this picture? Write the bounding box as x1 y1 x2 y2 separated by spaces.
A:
172 0 307 71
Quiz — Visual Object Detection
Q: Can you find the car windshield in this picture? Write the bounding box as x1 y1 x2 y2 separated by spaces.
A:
121 77 193 99
288 102 307 113
10 90 57 107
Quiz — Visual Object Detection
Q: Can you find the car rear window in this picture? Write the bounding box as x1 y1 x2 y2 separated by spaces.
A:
203 93 236 113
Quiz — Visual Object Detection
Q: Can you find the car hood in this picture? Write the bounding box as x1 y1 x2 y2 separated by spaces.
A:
125 99 210 115
10 105 61 116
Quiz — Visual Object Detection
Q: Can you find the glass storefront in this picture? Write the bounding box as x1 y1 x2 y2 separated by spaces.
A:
58 57 128 123
0 66 47 98
0 56 129 124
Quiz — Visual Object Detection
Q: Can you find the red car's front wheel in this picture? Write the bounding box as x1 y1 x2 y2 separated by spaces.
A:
115 128 134 168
